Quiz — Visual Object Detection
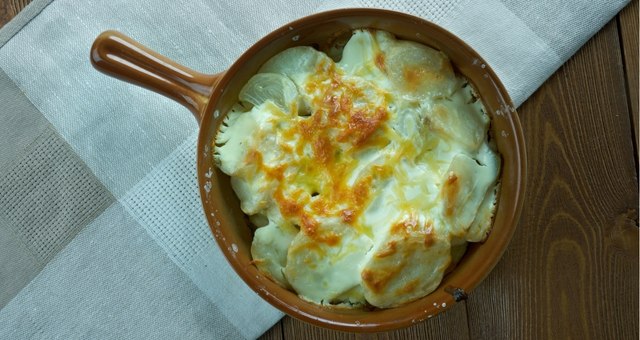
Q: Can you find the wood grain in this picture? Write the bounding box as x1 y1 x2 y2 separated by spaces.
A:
260 320 284 340
465 19 639 339
280 302 469 340
618 0 639 157
0 0 30 28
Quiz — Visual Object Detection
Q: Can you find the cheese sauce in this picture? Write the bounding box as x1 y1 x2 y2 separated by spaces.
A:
214 29 500 308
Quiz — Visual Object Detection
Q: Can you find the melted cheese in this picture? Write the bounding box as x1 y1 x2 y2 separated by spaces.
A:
213 29 501 308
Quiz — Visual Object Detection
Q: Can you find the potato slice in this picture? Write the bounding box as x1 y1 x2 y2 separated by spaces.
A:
423 83 490 152
386 40 457 100
238 73 301 113
284 217 373 305
338 30 393 80
213 108 256 176
466 183 498 242
440 153 499 237
251 217 299 288
361 215 451 308
259 46 333 86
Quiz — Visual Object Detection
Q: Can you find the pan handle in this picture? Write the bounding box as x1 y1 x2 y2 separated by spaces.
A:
90 30 222 123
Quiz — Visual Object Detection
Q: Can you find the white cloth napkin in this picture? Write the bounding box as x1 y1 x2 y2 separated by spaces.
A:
0 0 629 339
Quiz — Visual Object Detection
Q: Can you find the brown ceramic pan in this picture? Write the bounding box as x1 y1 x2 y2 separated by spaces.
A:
91 8 526 332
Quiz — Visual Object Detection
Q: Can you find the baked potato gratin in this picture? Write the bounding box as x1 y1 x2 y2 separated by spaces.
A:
213 29 500 309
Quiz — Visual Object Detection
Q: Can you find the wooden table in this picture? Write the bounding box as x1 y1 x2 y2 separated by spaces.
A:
2 1 637 339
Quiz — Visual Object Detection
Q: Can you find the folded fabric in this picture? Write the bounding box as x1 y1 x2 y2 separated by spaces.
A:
0 0 629 339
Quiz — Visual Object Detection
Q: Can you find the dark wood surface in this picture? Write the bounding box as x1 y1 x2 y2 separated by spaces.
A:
1 1 637 339
0 0 27 27
620 0 639 156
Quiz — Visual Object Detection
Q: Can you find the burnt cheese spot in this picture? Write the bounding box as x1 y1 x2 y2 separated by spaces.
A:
402 66 445 93
375 52 386 72
442 171 459 217
341 209 355 223
361 269 390 293
246 149 286 182
338 108 389 146
390 216 436 246
396 278 420 295
312 135 333 164
390 215 418 235
423 229 435 247
374 240 397 258
310 197 329 215
275 190 303 217
402 67 426 92
316 230 341 246
301 214 319 236
361 261 407 294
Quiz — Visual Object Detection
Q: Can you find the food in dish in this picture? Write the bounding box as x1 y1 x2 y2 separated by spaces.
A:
214 29 500 308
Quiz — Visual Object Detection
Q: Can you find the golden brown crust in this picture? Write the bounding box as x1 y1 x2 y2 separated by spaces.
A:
442 171 460 217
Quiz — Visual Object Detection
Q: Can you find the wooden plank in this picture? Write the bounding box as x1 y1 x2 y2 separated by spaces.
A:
0 0 13 27
465 19 639 340
279 302 469 340
260 320 284 340
618 0 639 155
0 0 31 28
